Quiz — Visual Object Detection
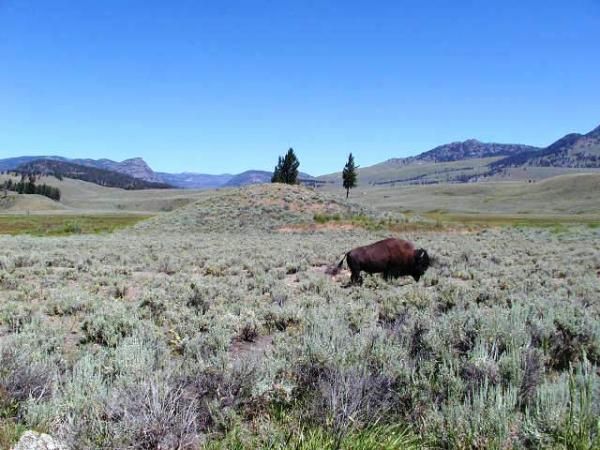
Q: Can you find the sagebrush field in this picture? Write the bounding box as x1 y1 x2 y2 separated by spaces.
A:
1 184 599 449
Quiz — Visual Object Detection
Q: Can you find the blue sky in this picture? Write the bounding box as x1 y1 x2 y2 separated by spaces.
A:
1 1 599 175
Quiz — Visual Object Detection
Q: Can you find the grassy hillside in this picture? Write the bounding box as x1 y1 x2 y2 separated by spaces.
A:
0 174 208 213
0 192 68 213
342 173 600 218
480 165 600 182
135 183 390 234
319 157 501 185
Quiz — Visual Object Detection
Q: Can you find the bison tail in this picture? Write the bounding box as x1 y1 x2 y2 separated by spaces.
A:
325 253 347 276
337 253 347 269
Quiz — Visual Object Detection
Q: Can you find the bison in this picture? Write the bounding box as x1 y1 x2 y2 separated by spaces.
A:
334 238 430 285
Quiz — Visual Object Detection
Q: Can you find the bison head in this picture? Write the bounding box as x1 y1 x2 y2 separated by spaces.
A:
413 248 430 282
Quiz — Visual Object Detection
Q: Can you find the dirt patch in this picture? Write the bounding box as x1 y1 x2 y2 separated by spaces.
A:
229 334 274 362
284 264 351 287
310 264 348 277
125 286 141 301
42 315 81 362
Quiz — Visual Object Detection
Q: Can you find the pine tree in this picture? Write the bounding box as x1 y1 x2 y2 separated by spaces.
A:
342 152 358 198
271 156 284 183
271 148 300 184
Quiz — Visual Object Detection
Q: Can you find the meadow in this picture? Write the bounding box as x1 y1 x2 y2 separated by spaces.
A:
0 214 150 237
0 183 599 449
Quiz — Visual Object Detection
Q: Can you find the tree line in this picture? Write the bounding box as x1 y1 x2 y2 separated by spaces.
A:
15 159 172 190
271 148 358 198
2 175 62 201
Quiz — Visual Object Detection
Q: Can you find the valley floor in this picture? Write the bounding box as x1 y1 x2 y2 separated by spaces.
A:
1 216 599 448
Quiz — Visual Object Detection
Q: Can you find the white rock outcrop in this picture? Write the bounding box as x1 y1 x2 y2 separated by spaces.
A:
11 431 68 450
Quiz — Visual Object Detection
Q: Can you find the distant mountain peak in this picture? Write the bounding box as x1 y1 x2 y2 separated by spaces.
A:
75 157 163 183
415 139 538 163
490 123 600 171
122 157 148 164
587 124 600 137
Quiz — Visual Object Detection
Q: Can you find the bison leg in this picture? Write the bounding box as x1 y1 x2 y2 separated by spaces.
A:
347 254 363 285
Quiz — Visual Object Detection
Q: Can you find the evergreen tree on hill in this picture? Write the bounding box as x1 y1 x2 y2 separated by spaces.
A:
342 152 358 198
271 148 300 184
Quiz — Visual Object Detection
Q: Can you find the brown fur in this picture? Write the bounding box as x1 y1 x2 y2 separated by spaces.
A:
335 238 430 285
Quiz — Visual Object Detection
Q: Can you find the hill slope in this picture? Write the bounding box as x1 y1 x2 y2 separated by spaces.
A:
0 174 213 213
319 157 499 186
17 159 172 189
0 192 68 213
135 183 378 234
318 140 538 185
320 123 600 185
413 139 538 162
490 125 600 171
351 173 600 216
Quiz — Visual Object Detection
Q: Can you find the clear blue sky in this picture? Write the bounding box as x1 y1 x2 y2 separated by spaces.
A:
1 1 599 175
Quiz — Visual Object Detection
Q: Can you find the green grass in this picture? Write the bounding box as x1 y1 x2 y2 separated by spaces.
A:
0 214 152 236
312 212 445 232
0 419 28 450
206 422 420 450
422 211 600 228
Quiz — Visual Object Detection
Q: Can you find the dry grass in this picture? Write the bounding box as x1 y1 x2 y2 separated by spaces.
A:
0 183 598 449
335 173 600 218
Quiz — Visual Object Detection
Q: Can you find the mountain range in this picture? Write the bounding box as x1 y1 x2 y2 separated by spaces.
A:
489 124 600 171
1 123 598 189
15 159 172 190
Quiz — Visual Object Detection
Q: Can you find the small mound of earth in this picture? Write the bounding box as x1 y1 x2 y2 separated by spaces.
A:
134 184 378 234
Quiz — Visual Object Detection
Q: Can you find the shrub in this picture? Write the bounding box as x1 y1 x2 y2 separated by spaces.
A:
81 303 139 347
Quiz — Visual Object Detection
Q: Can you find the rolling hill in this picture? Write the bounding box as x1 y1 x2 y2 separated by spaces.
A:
347 173 600 217
410 139 539 162
318 157 499 186
319 123 600 185
16 159 172 190
0 173 212 213
134 183 377 234
0 192 68 213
